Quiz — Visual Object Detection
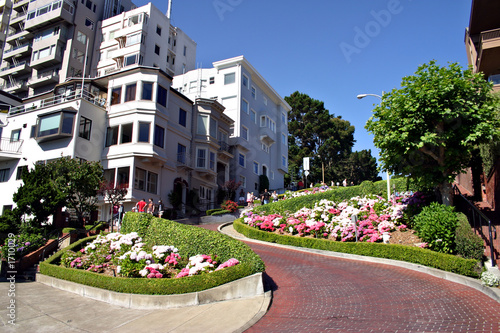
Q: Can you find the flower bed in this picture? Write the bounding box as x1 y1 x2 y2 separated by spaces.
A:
60 232 240 279
242 195 412 244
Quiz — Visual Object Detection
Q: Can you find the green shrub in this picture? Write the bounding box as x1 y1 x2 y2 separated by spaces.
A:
206 208 223 216
210 210 232 216
62 227 77 234
360 181 376 196
121 212 154 238
413 203 458 254
455 213 484 260
233 218 480 278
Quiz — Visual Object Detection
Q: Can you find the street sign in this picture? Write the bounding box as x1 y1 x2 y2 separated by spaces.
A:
303 157 310 171
304 170 309 177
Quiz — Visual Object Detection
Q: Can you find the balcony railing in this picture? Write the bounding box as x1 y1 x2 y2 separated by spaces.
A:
218 141 230 152
4 43 32 55
0 137 23 154
9 90 106 115
0 60 27 72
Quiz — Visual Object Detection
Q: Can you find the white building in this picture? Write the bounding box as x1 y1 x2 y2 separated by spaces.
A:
94 2 196 79
172 56 290 194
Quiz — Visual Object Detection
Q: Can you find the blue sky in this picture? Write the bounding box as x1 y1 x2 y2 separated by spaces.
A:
135 0 472 178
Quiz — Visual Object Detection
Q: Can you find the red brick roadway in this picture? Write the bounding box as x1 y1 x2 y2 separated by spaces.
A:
198 224 500 332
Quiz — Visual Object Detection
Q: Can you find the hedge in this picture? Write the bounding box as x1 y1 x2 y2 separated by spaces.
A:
233 218 481 278
39 214 265 295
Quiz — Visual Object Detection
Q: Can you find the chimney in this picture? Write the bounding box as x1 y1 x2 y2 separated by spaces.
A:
167 0 172 19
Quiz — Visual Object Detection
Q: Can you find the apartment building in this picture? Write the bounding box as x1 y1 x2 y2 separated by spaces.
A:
0 0 135 98
94 2 196 79
465 0 500 92
0 0 12 64
172 55 291 194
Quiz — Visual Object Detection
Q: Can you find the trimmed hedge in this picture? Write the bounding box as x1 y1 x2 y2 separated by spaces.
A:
40 215 265 295
455 213 485 260
233 218 481 278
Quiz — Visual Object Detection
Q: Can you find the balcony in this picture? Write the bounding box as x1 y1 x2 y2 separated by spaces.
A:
476 28 500 75
28 69 59 87
25 0 74 32
13 0 30 10
0 79 28 93
6 29 31 43
217 141 233 160
259 126 276 145
0 61 30 77
0 137 23 161
31 50 62 69
176 152 193 170
9 11 26 26
2 43 32 60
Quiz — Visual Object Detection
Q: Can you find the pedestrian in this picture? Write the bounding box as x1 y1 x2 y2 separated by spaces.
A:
157 199 165 218
247 191 254 208
272 190 278 202
343 179 347 187
136 198 147 212
261 189 271 205
117 203 124 231
147 198 155 214
238 189 245 206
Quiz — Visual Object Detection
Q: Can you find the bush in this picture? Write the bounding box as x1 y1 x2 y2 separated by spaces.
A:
221 200 238 213
413 203 458 254
0 232 46 260
210 210 232 216
233 218 480 278
360 181 376 196
121 212 154 238
455 213 484 260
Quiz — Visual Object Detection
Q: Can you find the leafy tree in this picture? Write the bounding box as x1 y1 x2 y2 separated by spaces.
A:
50 157 103 226
98 180 128 225
13 162 66 229
366 61 500 205
334 150 382 185
285 91 355 185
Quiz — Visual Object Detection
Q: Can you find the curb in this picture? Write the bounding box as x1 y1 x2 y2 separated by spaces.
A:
36 271 265 309
219 222 500 304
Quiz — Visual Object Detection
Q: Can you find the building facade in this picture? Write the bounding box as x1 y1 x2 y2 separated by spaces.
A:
172 55 290 194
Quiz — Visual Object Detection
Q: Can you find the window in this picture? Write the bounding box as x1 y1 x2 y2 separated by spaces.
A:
103 169 115 184
282 155 287 167
117 167 129 187
263 96 268 105
125 54 141 66
147 172 158 194
183 46 187 56
16 166 28 180
177 144 186 163
209 77 215 84
134 167 146 191
179 108 187 127
271 171 275 180
0 168 9 182
141 82 153 100
262 143 269 153
111 87 121 105
253 161 259 174
157 85 167 107
10 129 21 142
241 126 248 140
30 125 36 138
281 133 287 145
85 0 92 10
37 112 74 138
197 114 208 135
251 110 256 123
77 31 87 45
209 152 215 171
210 118 217 138
125 83 136 102
238 153 245 167
138 122 150 142
126 33 141 46
269 119 276 133
242 99 249 114
242 75 249 88
121 123 133 143
154 125 164 148
109 30 117 40
79 116 92 140
72 48 84 63
154 44 160 55
260 116 268 128
224 72 235 85
197 149 206 168
105 126 118 146
85 18 94 30
156 25 162 35
251 86 256 99
239 175 246 188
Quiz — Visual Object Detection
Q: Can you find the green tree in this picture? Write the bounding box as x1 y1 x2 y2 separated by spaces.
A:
285 91 355 185
50 157 103 226
366 61 500 205
335 150 382 185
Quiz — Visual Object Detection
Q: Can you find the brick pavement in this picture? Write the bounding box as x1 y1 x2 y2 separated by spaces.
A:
197 223 500 332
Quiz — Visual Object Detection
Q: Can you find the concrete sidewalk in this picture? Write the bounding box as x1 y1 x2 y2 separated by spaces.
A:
0 278 271 333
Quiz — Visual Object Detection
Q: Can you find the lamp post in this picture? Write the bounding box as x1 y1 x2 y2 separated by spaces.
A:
317 155 325 185
356 93 391 202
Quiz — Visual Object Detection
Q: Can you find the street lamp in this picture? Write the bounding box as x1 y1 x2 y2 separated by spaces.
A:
317 154 325 185
356 93 391 202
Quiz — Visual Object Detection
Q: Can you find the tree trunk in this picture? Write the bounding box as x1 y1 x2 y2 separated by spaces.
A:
438 182 454 206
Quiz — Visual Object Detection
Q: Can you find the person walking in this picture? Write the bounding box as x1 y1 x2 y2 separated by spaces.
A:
136 198 147 213
147 198 155 214
247 191 254 208
261 189 271 205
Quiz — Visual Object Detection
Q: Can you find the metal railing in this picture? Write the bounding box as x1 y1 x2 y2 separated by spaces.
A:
453 185 497 267
9 90 106 115
0 137 23 153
